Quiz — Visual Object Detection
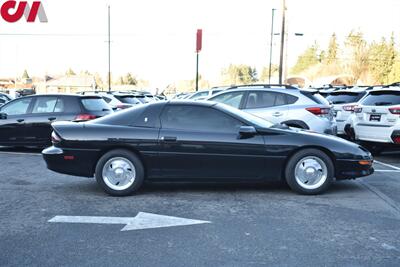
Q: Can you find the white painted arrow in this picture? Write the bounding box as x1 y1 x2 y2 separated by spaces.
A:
48 212 211 231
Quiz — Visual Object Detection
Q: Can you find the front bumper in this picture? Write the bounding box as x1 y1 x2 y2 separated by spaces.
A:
42 146 99 177
335 159 374 180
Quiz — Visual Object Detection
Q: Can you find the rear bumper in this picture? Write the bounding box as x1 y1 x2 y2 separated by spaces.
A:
335 159 374 180
354 124 395 143
42 146 100 177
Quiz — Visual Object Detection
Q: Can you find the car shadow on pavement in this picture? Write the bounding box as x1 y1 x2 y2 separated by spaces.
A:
0 146 43 154
52 178 363 199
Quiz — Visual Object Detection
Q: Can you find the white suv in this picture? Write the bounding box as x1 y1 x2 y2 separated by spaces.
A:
326 88 369 135
352 88 400 152
208 85 337 135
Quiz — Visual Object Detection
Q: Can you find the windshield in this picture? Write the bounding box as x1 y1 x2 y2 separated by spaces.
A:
216 103 274 128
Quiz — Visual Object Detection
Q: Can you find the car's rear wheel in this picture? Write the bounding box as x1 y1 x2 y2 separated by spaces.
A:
95 149 144 196
285 149 334 195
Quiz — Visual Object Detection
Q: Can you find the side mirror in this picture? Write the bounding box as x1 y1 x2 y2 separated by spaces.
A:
239 126 257 137
0 113 7 120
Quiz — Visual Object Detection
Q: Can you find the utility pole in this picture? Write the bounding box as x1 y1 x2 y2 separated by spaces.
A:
268 8 276 84
195 52 199 91
278 0 286 85
108 5 111 92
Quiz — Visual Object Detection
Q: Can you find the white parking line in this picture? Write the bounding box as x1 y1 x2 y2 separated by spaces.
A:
0 151 41 156
374 160 400 171
374 170 400 173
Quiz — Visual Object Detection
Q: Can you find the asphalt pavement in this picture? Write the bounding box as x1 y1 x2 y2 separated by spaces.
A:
1 148 400 266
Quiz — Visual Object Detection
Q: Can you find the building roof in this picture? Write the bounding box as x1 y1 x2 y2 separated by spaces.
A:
46 75 95 88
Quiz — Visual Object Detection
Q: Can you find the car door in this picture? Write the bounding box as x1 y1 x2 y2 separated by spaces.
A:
0 97 34 145
158 104 267 180
23 96 61 145
242 91 289 124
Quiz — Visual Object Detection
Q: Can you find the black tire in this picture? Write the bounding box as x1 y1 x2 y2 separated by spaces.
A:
95 149 144 196
285 149 334 195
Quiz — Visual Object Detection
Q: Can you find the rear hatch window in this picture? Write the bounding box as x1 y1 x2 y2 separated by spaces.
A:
80 97 112 112
361 91 400 106
326 92 366 104
115 95 142 105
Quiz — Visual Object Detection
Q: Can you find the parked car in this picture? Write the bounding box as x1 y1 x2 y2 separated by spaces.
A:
208 85 337 135
348 88 400 153
326 89 369 135
0 94 112 147
0 93 13 107
42 100 373 196
16 88 36 97
79 91 144 110
187 89 225 100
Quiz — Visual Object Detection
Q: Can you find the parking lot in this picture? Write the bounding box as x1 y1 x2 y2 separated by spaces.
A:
0 148 399 266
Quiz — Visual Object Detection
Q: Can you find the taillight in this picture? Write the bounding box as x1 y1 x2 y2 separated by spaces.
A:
354 107 363 113
306 107 330 116
389 107 400 115
51 131 61 143
75 114 97 121
343 105 357 112
392 136 400 144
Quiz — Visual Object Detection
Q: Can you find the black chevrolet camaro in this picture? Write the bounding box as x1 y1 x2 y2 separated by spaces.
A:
42 100 374 196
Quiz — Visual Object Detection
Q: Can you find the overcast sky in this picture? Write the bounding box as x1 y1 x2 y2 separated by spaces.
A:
0 0 399 87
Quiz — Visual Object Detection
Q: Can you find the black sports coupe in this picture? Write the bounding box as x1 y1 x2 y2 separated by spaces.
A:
42 100 374 196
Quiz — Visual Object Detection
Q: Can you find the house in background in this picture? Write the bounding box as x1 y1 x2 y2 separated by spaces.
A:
37 75 96 94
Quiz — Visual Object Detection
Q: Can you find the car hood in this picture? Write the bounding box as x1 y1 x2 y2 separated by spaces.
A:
257 125 370 159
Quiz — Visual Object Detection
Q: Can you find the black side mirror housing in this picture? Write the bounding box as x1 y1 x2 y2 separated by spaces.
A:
0 113 7 120
239 126 257 137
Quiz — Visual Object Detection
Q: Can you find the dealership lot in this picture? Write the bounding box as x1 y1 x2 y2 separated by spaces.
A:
1 148 400 266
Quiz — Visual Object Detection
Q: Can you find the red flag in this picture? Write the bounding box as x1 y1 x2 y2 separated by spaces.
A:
196 29 202 53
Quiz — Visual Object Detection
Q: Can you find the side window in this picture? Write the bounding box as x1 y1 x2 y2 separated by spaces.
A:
245 91 288 109
161 105 243 133
54 98 65 113
32 97 58 114
102 96 112 103
211 92 244 108
1 98 32 115
287 94 299 104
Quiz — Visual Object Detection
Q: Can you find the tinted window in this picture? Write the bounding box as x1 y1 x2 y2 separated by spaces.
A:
211 92 244 108
189 91 209 99
102 96 113 103
115 95 142 104
245 91 287 109
54 98 65 113
1 98 32 115
81 97 110 111
287 94 299 104
326 92 365 104
32 97 58 113
161 105 243 133
362 91 400 106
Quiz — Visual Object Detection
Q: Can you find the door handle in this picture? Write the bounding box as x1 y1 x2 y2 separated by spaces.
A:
161 136 177 142
272 112 283 117
48 117 57 121
17 119 24 123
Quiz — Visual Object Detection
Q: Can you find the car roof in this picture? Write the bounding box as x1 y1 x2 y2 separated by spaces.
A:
168 100 216 107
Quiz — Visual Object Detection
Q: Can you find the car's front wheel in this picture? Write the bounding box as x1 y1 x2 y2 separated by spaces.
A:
285 149 334 195
95 149 144 196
